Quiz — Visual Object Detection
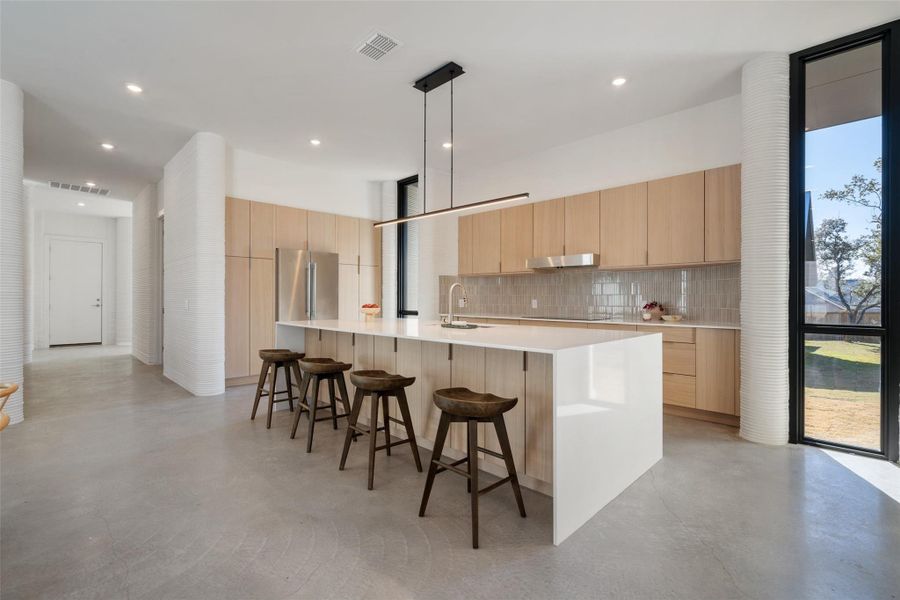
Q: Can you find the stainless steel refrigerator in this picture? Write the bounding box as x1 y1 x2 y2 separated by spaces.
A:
276 249 339 321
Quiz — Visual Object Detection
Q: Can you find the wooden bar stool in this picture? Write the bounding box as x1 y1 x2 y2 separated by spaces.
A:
339 370 423 490
291 357 353 452
418 387 527 549
251 349 305 429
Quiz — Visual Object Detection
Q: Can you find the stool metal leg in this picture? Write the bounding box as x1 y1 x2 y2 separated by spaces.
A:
494 416 527 518
381 394 392 456
266 363 279 429
419 411 451 517
251 360 269 420
306 376 320 453
290 372 312 439
396 389 422 472
328 378 338 430
340 388 365 470
367 392 379 490
468 419 479 549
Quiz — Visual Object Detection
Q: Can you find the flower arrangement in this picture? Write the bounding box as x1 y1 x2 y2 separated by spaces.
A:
641 301 665 321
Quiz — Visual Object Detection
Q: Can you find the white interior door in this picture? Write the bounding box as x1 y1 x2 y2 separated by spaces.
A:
49 239 103 345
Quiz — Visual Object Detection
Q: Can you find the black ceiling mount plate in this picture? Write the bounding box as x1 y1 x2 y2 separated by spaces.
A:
413 61 465 92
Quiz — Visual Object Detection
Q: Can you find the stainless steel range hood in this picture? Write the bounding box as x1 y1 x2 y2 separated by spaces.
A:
526 253 600 269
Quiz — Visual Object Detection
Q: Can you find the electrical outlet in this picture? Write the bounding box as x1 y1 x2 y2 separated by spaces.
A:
531 298 538 309
458 298 466 308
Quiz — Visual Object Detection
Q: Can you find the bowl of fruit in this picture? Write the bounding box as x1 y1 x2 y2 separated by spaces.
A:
361 303 381 320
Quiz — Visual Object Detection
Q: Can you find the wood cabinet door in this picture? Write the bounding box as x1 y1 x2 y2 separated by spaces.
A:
663 342 696 376
248 258 275 373
564 191 600 255
471 211 501 274
735 331 741 416
600 182 648 267
449 344 486 452
225 257 250 378
663 374 696 408
525 352 552 483
307 210 337 253
647 172 705 265
396 338 423 437
695 328 736 414
249 202 275 259
274 205 307 251
359 265 381 308
483 349 525 470
458 214 474 275
352 333 376 425
532 198 565 258
338 264 359 321
705 164 741 262
336 215 359 265
500 204 534 273
419 342 452 441
225 197 250 257
358 220 381 266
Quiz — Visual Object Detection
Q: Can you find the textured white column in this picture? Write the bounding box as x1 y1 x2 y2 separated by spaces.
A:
132 184 160 364
116 217 132 345
23 184 33 363
163 133 226 396
740 54 790 445
380 181 397 317
0 79 25 424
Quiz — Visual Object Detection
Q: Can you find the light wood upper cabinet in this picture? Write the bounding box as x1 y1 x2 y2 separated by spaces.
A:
359 220 381 266
695 328 736 414
225 197 250 257
500 204 533 273
532 198 565 257
600 182 648 267
274 205 307 251
338 264 359 321
647 172 705 265
248 258 275 373
336 215 360 265
249 201 275 259
471 211 502 274
564 191 600 255
705 164 741 262
307 210 337 253
225 257 250 378
458 214 474 275
359 265 381 307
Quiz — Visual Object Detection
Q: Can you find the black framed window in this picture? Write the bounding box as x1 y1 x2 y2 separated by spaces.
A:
790 19 900 462
397 175 419 317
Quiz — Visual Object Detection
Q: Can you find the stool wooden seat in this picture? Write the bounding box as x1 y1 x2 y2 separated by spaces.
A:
339 370 422 490
291 357 353 452
419 387 526 548
251 349 304 429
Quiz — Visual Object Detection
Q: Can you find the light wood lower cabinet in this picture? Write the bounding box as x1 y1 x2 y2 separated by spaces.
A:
590 323 638 332
338 265 359 321
336 215 359 265
482 349 526 470
353 334 376 426
449 345 485 453
225 257 250 378
525 352 553 483
419 341 452 441
663 373 696 408
735 331 741 417
249 258 274 373
696 328 736 414
663 342 696 376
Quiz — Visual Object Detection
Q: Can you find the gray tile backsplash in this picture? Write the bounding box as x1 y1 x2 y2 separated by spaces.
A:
440 264 740 324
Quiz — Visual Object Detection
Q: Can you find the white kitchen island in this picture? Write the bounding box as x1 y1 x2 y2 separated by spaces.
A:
276 318 662 545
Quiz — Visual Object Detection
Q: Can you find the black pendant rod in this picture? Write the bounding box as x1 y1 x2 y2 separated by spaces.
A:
423 83 427 215
450 74 454 209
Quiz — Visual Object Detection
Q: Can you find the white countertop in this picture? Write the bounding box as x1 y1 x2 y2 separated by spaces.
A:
277 318 653 354
440 313 740 330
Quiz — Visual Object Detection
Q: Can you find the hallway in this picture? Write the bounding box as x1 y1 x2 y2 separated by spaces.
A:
2 347 898 599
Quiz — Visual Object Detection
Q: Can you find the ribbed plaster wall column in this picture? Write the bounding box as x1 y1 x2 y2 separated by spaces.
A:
23 185 33 363
0 79 25 424
132 183 160 364
380 181 397 317
116 217 132 345
740 53 790 445
163 133 226 396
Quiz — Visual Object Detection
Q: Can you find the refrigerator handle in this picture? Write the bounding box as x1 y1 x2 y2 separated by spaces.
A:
310 261 317 318
305 263 312 317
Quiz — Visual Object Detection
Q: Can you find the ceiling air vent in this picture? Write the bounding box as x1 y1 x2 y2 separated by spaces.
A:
49 181 110 196
357 31 401 61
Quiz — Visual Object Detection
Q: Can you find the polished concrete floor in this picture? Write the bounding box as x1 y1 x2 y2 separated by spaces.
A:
2 346 898 599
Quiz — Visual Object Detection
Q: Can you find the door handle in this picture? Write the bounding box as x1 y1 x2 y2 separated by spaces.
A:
305 264 312 317
310 262 317 318
92 304 101 307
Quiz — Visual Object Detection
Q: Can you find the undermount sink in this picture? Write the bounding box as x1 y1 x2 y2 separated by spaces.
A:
441 323 480 329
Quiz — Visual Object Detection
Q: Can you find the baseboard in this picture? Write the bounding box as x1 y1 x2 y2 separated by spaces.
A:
226 375 259 387
664 405 740 427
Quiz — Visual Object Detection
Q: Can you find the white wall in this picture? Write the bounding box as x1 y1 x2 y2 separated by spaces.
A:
163 132 226 396
32 210 120 347
409 95 743 320
116 217 132 345
132 183 162 364
226 147 381 219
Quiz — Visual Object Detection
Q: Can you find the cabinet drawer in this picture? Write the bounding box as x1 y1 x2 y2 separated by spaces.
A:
663 342 695 376
663 373 696 408
590 323 637 332
643 326 695 343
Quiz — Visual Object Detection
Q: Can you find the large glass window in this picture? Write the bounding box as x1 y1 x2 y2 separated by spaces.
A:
398 176 419 317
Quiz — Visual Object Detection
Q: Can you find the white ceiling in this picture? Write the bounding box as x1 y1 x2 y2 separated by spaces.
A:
27 181 133 218
3 1 899 200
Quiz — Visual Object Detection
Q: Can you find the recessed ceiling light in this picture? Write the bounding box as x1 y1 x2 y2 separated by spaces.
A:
101 143 115 150
77 202 86 207
126 83 143 94
310 139 321 146
442 142 452 149
85 181 96 187
612 77 627 87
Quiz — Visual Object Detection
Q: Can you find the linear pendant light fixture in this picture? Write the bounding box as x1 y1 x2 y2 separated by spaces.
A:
374 61 529 228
